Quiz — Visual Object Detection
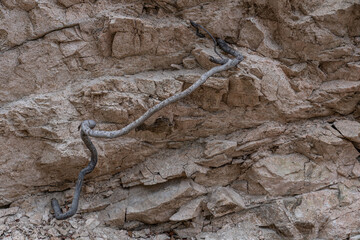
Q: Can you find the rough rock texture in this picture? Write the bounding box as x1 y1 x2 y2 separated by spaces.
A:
1 0 360 239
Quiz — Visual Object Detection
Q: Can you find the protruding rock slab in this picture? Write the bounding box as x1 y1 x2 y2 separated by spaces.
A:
126 179 206 224
333 120 360 146
207 187 246 218
196 154 232 168
0 207 19 218
248 154 309 196
194 164 241 187
101 201 127 227
170 196 205 221
203 140 237 158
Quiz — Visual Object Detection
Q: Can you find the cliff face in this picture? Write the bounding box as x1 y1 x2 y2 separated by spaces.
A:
1 0 360 239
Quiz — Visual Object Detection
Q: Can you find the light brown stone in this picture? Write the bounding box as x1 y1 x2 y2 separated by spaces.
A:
207 187 246 218
195 154 232 168
248 154 309 196
0 207 19 218
101 201 127 227
170 196 205 221
334 120 360 143
194 164 241 187
126 179 206 224
1 0 360 239
203 140 237 158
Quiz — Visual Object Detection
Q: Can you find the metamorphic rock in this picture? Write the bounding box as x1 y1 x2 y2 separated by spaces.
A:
1 0 360 239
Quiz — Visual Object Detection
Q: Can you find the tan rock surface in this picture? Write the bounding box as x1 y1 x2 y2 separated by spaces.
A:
207 187 246 218
1 0 360 239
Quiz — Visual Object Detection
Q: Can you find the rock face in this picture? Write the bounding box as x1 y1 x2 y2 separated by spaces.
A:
0 0 360 239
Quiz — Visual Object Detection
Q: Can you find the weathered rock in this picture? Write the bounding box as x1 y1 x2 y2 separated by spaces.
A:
182 56 198 69
309 81 360 115
101 201 127 227
191 46 220 70
207 187 246 218
170 196 205 221
291 190 338 233
120 143 207 187
0 207 19 218
85 217 100 230
126 179 206 224
1 0 360 239
226 72 262 107
248 154 309 195
111 16 193 60
203 140 237 158
152 234 169 240
194 164 241 187
318 199 360 239
79 195 110 213
196 222 284 240
195 154 232 168
333 120 360 146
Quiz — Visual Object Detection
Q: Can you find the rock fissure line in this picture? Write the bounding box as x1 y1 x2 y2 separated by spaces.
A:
51 21 244 220
0 22 83 54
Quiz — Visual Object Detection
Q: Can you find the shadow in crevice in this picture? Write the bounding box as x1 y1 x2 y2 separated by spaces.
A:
0 203 11 209
331 123 360 161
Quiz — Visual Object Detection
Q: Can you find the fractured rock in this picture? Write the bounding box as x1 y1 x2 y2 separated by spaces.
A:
195 154 232 168
0 207 19 218
207 187 246 218
170 196 205 221
194 164 241 187
1 0 360 239
126 179 206 224
85 217 100 230
203 140 237 158
111 17 192 59
191 47 219 70
247 154 309 196
226 72 262 107
333 120 360 146
101 201 127 227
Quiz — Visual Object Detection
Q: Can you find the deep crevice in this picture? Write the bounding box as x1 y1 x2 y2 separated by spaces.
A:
0 203 11 209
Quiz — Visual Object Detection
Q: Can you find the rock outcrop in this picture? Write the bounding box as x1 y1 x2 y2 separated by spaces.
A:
1 0 360 239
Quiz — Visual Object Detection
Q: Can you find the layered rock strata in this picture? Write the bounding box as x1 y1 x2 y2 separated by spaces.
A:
1 0 360 239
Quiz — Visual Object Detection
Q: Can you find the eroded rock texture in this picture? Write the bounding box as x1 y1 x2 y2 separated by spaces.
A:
1 0 360 239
